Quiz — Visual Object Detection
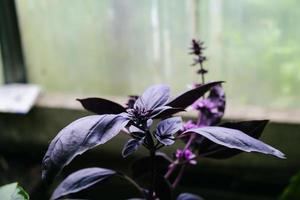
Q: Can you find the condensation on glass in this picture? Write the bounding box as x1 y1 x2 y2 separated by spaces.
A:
15 0 300 109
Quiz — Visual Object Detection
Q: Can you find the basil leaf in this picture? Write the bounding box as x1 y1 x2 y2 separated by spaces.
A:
51 168 116 200
167 81 223 109
185 126 285 159
77 98 126 115
42 114 129 181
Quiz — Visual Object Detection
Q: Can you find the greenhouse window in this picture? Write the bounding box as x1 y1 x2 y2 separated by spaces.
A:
1 0 299 122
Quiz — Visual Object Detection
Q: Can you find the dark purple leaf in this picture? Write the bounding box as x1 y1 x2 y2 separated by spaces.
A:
77 98 126 115
122 139 143 158
42 114 129 181
177 193 204 200
220 120 269 138
156 117 182 135
127 126 147 140
50 167 116 200
131 152 171 179
152 106 185 119
154 117 182 146
196 120 270 159
185 126 285 159
167 81 223 109
131 131 145 140
154 136 174 146
134 84 170 111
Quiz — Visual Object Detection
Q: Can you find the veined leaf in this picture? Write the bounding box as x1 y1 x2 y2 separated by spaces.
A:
122 139 143 158
134 85 170 111
185 126 285 159
196 120 270 159
155 117 182 146
42 114 129 181
50 168 116 200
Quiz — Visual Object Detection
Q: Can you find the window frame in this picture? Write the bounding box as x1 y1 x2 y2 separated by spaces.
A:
0 0 27 83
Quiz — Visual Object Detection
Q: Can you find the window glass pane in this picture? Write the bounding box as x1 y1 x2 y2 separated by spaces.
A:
16 0 300 109
16 0 195 96
199 0 300 109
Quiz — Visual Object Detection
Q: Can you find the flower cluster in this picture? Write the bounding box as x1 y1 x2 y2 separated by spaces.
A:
178 39 226 162
126 95 139 109
175 148 197 165
191 84 226 127
190 39 207 75
182 120 199 131
184 40 225 129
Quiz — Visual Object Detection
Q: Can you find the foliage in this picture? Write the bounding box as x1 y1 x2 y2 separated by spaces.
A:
279 170 300 200
0 182 29 200
41 39 285 200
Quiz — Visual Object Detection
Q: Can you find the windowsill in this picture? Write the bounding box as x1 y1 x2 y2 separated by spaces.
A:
36 92 300 124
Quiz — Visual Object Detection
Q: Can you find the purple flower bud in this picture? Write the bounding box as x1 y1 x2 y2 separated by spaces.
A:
189 39 208 78
191 84 226 127
192 98 217 112
175 148 197 165
182 120 198 131
175 149 183 158
189 39 206 62
126 95 139 109
197 68 208 75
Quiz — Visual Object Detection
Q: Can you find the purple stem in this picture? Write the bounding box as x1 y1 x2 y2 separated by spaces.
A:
172 164 186 188
184 133 196 151
200 62 205 84
166 53 206 184
164 163 177 179
164 133 196 179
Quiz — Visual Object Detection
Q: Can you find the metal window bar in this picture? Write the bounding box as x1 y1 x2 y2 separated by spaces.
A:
0 0 27 83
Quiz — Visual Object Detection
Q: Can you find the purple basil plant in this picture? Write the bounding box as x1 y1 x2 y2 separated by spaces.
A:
42 39 285 200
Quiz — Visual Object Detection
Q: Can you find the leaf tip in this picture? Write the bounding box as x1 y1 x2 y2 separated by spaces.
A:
274 150 286 159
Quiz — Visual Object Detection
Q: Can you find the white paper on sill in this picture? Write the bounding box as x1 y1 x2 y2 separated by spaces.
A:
0 84 41 114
